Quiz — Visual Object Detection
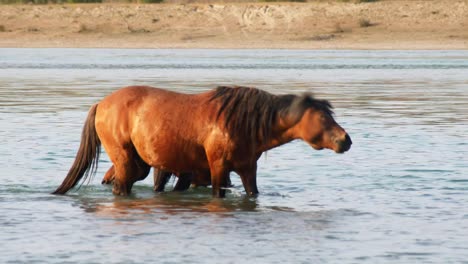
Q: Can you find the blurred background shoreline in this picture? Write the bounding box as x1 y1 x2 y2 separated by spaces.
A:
0 0 467 49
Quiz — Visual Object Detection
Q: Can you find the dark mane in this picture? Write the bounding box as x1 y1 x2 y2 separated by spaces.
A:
209 86 333 144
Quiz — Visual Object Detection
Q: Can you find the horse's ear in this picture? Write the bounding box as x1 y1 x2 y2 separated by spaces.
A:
280 93 311 127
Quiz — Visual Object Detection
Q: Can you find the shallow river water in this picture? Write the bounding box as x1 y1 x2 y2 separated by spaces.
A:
1 49 467 263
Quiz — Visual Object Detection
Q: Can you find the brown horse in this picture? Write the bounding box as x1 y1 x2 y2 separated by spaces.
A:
53 86 351 197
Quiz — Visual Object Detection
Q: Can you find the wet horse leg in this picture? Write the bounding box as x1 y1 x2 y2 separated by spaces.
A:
206 146 231 197
190 172 232 188
102 164 149 185
154 170 205 192
101 165 115 184
191 171 211 188
153 169 172 192
173 172 193 191
112 149 150 196
209 163 230 198
236 165 259 197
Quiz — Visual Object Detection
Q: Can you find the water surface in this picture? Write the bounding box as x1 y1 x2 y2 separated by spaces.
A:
1 49 468 263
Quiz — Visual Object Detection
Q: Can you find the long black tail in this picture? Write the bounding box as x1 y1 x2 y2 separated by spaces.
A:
52 104 101 195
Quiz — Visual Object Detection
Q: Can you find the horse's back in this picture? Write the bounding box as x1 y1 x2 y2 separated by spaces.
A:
96 85 203 122
99 86 185 106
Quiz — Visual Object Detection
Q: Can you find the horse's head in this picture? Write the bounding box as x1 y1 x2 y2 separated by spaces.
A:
284 95 352 154
299 108 351 153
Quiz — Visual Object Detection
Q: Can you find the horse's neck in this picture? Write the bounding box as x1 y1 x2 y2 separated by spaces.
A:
257 127 298 153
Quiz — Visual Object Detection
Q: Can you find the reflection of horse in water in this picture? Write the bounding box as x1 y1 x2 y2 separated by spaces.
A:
92 195 261 216
53 86 351 197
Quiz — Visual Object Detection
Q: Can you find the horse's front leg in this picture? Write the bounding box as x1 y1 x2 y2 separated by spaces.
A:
205 137 232 197
208 161 230 198
236 164 259 197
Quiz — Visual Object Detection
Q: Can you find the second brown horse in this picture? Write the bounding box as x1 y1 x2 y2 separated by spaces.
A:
53 86 351 197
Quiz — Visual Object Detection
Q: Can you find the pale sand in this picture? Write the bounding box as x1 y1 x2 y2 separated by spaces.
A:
0 1 467 49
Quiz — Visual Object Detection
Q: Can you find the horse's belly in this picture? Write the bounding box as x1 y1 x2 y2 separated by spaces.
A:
138 142 208 173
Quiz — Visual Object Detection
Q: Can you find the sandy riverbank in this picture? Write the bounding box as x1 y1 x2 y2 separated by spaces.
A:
0 1 467 49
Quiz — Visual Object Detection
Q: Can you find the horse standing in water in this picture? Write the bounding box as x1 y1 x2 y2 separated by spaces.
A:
53 86 351 197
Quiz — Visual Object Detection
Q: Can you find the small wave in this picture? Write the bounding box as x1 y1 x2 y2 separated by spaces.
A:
382 252 437 258
262 191 291 198
448 179 468 183
393 175 422 179
404 169 455 173
0 184 55 195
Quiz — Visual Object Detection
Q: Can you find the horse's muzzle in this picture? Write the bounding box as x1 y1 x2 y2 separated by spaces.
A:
335 133 352 153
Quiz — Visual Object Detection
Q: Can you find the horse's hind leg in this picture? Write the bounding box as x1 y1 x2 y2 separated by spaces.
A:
153 169 172 192
112 149 150 196
101 165 115 184
173 172 193 191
